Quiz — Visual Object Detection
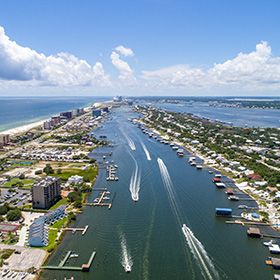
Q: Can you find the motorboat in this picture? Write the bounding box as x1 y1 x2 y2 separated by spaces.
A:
70 253 79 258
269 244 280 254
125 264 131 272
264 240 274 246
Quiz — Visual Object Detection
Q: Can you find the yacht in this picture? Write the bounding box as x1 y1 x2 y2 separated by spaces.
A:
269 244 280 254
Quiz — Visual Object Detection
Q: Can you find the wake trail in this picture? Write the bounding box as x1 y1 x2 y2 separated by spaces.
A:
120 233 133 272
140 140 151 160
157 158 219 280
129 158 141 201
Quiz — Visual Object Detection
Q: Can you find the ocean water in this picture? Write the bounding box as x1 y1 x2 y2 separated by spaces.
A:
41 106 276 280
0 96 110 132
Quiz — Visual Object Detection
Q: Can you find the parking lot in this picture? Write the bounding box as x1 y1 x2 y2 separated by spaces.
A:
4 248 46 270
0 188 31 207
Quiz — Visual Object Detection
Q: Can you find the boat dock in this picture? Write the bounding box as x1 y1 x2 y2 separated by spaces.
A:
92 188 107 191
226 220 270 226
83 192 112 209
84 202 112 210
63 225 89 235
41 251 96 272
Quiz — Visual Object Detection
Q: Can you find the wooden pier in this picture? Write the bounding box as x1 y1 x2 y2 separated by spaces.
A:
226 220 270 226
63 225 89 235
92 188 107 191
41 251 96 272
83 191 112 209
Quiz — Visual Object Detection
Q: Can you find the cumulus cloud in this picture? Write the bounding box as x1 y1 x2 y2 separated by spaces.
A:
115 45 134 57
0 26 111 87
142 41 280 90
110 51 136 86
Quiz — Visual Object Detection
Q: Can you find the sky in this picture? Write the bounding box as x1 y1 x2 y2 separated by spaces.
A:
0 0 280 97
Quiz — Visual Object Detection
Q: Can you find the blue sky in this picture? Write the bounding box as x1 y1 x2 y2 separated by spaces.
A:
0 0 280 96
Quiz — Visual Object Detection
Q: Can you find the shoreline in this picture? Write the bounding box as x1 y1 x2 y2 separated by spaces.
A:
0 101 111 136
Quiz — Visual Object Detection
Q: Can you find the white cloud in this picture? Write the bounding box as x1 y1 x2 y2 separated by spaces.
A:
0 26 111 87
110 51 136 86
142 41 280 90
115 45 134 57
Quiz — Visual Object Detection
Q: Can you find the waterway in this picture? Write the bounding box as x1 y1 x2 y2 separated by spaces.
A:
41 106 277 280
145 101 280 128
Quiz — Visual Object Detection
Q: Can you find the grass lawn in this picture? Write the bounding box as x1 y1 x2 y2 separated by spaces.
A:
50 217 68 229
32 229 57 250
49 198 69 210
4 178 35 187
51 165 98 182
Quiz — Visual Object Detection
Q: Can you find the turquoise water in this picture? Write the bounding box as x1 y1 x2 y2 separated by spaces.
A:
41 106 277 280
0 96 109 132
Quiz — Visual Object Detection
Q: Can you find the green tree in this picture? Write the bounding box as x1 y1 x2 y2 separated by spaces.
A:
73 200 82 208
19 174 25 180
6 209 21 221
43 164 54 175
57 169 62 174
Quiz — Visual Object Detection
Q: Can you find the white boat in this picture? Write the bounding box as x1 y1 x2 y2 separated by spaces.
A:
1 270 9 277
133 196 138 202
196 165 202 169
70 253 79 258
125 264 131 272
264 240 274 246
103 197 110 200
269 244 280 254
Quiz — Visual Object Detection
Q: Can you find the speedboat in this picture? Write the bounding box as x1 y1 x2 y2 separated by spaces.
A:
125 264 131 272
264 240 274 246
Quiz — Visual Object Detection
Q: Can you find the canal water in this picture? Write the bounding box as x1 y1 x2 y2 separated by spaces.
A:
41 106 276 280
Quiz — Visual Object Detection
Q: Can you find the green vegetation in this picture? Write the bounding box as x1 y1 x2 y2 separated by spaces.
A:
50 217 68 229
52 164 98 183
4 178 35 188
33 229 57 251
49 197 69 210
43 164 54 175
6 209 22 221
0 249 15 266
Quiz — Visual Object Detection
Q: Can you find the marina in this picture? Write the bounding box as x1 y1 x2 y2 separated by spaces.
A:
41 106 278 280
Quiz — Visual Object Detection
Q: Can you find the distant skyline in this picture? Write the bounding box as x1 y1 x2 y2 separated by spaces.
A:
0 0 280 97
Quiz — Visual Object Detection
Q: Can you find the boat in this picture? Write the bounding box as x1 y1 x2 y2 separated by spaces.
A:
106 191 111 194
228 195 239 201
264 240 274 246
103 197 110 200
125 264 131 272
196 165 202 169
72 229 76 233
133 196 138 202
1 270 9 277
208 170 214 174
70 253 79 258
269 244 280 254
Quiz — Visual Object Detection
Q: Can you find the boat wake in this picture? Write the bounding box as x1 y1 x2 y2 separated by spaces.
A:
182 224 219 280
120 234 133 273
129 161 141 201
157 158 219 279
157 158 181 221
124 133 136 150
140 141 151 161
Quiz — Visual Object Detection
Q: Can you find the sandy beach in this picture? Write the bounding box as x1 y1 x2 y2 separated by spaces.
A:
0 119 49 136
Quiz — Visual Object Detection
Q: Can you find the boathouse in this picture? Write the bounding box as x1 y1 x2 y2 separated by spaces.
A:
247 227 261 238
271 258 280 269
215 208 232 217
